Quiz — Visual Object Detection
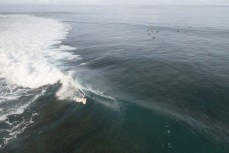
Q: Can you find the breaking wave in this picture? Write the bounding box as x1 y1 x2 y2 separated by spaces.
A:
0 14 85 103
0 14 86 148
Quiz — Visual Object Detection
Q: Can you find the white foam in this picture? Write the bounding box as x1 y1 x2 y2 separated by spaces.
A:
2 115 37 147
0 15 85 103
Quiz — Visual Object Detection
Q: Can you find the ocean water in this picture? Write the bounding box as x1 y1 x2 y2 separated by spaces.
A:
0 5 229 153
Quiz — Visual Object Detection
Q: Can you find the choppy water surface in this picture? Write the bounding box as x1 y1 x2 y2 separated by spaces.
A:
0 5 229 153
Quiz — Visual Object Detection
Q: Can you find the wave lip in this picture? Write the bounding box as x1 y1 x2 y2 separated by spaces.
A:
0 14 86 104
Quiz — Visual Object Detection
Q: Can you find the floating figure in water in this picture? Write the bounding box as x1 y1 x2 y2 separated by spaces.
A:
177 30 180 33
153 37 155 39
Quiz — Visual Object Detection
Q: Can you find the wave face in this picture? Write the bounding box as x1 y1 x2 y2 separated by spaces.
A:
0 15 85 148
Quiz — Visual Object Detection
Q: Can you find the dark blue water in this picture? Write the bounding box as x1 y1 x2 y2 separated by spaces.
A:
1 5 229 153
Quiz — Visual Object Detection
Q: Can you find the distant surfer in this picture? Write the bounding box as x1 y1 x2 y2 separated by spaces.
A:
79 89 87 104
81 94 87 104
